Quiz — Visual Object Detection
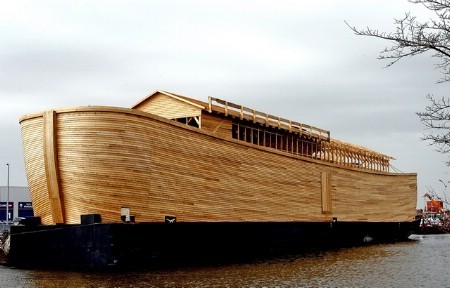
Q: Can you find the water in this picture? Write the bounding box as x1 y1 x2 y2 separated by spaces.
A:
0 234 449 287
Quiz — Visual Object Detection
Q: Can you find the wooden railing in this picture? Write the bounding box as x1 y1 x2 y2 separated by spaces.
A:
318 141 392 172
208 97 331 142
232 119 392 172
210 97 392 172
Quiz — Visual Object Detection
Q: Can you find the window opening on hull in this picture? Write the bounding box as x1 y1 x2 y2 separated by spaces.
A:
175 116 200 128
232 120 320 158
231 119 390 172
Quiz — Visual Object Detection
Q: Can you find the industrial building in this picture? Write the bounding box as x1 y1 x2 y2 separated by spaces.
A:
0 186 33 222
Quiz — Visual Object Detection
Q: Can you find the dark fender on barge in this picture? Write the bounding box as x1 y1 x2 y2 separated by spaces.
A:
6 216 418 269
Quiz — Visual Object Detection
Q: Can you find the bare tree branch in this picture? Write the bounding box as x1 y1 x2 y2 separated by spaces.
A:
347 0 450 165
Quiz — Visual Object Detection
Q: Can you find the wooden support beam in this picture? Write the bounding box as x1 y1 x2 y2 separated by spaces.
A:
321 172 332 214
193 116 200 128
208 96 212 113
43 110 65 224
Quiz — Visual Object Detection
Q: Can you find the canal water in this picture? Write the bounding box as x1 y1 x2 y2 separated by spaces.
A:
0 234 449 287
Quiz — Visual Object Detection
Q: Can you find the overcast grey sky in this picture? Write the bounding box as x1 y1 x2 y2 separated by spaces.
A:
1 0 448 208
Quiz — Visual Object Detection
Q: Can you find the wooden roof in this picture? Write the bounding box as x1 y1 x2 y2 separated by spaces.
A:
131 90 207 110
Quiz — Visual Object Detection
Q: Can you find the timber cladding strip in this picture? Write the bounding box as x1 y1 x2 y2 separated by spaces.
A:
321 172 332 214
43 111 65 223
20 107 417 225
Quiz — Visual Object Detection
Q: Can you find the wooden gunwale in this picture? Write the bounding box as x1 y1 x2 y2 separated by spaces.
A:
20 106 415 177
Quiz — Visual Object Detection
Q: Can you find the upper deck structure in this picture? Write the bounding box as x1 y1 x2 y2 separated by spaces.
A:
133 90 392 172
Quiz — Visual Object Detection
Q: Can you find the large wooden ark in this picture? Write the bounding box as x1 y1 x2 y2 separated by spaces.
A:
11 90 418 268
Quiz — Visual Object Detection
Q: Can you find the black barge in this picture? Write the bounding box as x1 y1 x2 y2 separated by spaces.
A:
4 215 418 269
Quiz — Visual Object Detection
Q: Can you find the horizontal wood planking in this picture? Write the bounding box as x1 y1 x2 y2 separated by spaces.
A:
200 112 232 139
20 117 54 224
20 107 417 225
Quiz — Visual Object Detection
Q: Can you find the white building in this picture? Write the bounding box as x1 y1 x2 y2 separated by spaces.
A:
0 186 33 221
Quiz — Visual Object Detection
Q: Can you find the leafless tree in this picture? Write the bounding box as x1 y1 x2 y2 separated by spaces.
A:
346 0 450 163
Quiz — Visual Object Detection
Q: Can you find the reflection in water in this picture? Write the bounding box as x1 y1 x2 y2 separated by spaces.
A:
0 234 449 287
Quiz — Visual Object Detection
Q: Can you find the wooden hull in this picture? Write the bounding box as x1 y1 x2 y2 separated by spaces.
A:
20 107 417 225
